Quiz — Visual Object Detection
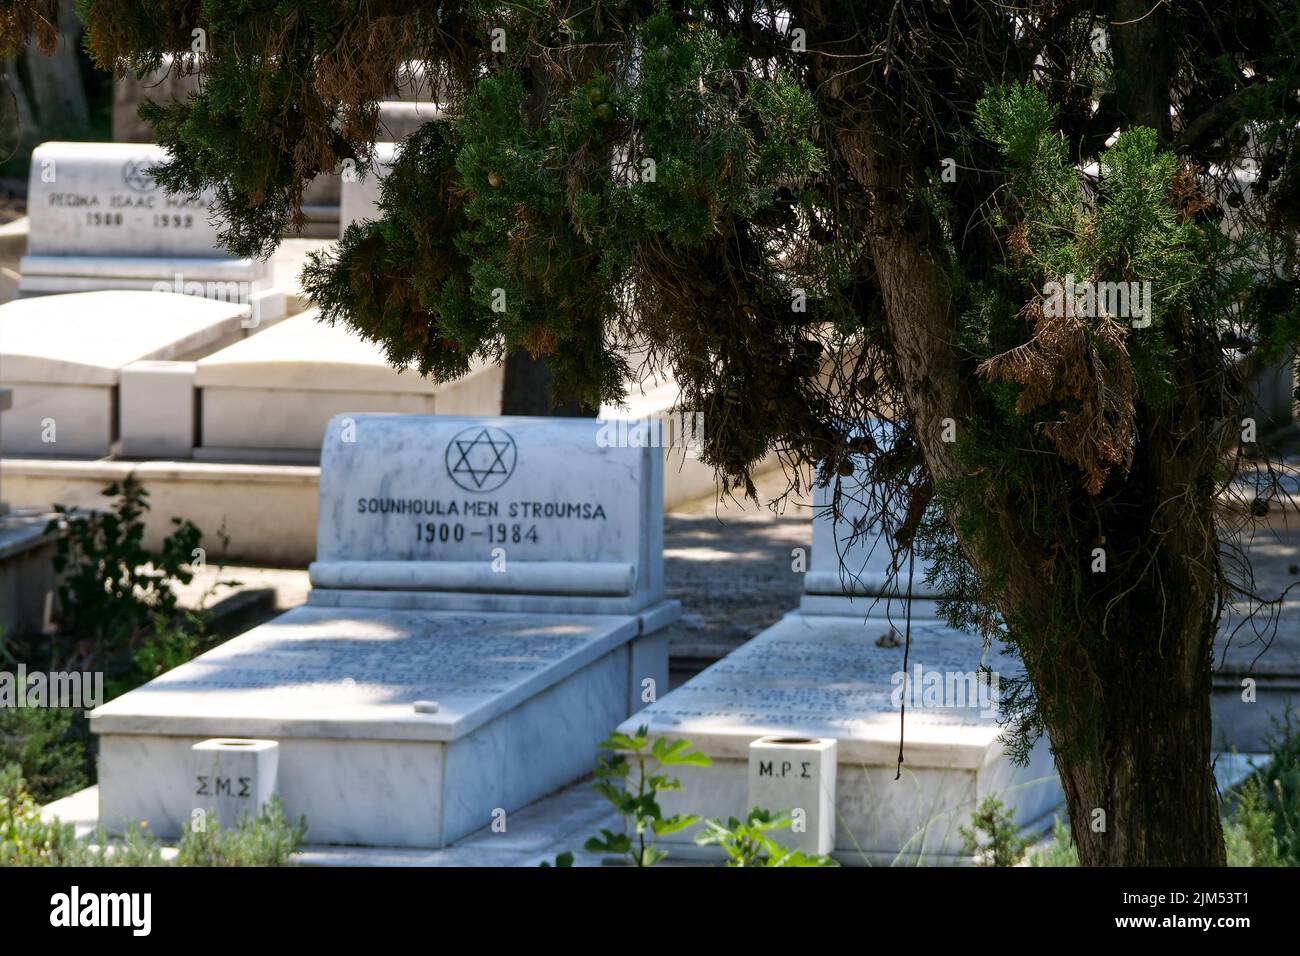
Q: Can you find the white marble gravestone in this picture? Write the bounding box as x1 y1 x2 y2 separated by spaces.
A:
801 436 945 621
20 142 284 321
617 440 1063 864
339 142 401 235
0 291 250 457
91 414 678 848
192 310 503 462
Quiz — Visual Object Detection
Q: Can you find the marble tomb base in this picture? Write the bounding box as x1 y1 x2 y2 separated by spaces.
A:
93 605 668 847
619 612 1063 864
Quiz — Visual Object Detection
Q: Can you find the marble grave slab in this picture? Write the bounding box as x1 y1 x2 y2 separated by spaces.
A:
0 291 251 456
619 613 1061 864
192 310 503 462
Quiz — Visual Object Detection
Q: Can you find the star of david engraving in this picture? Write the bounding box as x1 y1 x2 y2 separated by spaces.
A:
122 158 157 193
445 426 517 493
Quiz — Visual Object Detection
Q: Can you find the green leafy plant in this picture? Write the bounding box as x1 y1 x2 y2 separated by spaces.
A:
695 807 838 867
959 795 1030 867
102 611 224 703
539 851 573 868
0 764 87 866
85 822 165 867
0 708 90 805
45 478 202 653
2 764 306 867
175 797 307 867
585 726 711 866
1224 777 1283 867
1247 712 1300 865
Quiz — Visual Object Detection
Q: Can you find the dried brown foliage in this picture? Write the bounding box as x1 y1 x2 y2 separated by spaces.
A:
978 296 1137 494
0 0 59 57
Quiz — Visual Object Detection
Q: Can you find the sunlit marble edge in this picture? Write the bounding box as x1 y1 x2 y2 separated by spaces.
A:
798 593 945 620
89 608 643 743
305 589 677 620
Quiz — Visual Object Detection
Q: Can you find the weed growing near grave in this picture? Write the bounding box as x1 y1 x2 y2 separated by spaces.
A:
45 478 202 655
0 764 88 866
175 797 307 867
959 795 1030 867
0 766 307 867
1029 815 1080 867
1223 778 1283 867
1032 718 1300 867
1249 713 1300 864
584 726 710 866
102 611 224 702
694 807 838 867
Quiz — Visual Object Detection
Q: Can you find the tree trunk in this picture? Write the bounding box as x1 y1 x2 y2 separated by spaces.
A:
21 0 89 135
1049 597 1226 865
814 88 1227 867
500 348 587 416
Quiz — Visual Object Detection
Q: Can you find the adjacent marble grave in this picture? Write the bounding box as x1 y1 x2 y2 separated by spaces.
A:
0 387 59 638
20 142 284 320
801 432 945 621
618 436 1062 864
340 142 401 234
192 310 503 462
92 414 679 848
0 291 250 457
623 614 1060 863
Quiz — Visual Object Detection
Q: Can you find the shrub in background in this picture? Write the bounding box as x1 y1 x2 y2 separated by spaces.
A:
1 766 306 867
0 708 90 805
959 795 1030 867
45 478 201 656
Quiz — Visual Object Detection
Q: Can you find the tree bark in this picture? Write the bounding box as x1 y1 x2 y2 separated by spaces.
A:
500 348 587 416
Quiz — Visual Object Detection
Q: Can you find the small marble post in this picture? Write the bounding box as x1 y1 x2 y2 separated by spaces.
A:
191 738 279 832
747 736 837 856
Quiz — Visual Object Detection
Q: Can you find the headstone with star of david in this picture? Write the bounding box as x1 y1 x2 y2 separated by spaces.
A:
18 142 284 323
310 413 668 615
91 412 679 848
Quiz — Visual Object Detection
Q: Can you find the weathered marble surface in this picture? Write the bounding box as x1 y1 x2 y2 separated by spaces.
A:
801 429 946 619
92 606 640 740
93 606 647 846
191 738 279 831
93 412 677 847
19 142 279 312
25 142 226 258
339 142 400 234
